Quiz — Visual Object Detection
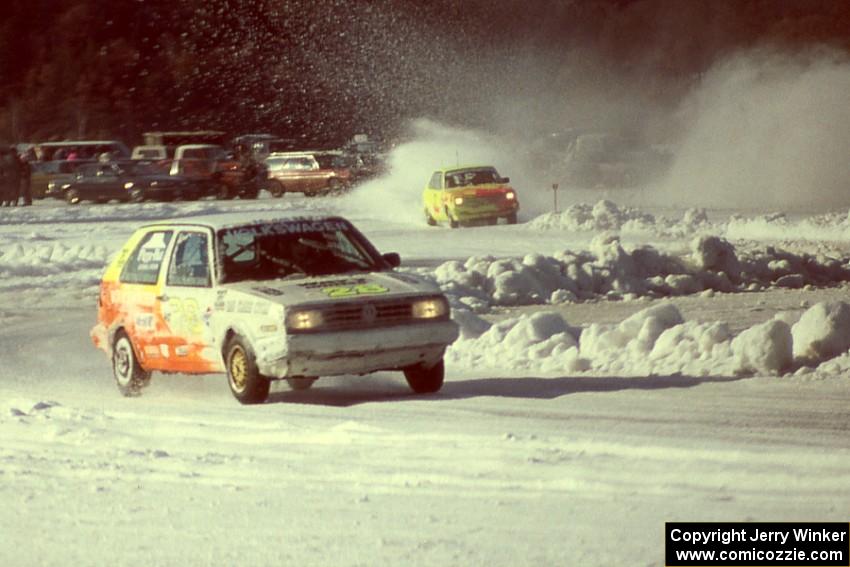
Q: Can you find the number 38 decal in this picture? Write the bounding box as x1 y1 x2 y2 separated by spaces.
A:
322 283 389 298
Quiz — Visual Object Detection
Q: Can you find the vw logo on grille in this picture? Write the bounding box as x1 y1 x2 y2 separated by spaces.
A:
361 303 377 324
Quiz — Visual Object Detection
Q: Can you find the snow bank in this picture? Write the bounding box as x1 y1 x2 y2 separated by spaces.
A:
530 199 850 245
432 233 850 312
449 302 850 377
0 241 109 278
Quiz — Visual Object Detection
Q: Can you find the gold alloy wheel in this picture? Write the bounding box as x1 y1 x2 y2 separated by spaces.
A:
230 347 248 391
114 341 131 385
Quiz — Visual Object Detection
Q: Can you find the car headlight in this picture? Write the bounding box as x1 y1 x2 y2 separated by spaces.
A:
505 191 516 200
453 196 464 206
124 181 134 189
286 308 324 331
411 297 449 319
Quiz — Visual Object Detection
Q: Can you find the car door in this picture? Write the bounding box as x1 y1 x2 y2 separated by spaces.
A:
302 156 325 191
71 165 100 198
424 171 445 220
157 229 221 373
96 164 125 200
114 228 175 372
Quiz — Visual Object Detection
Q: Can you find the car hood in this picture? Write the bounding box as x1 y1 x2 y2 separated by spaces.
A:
221 271 440 306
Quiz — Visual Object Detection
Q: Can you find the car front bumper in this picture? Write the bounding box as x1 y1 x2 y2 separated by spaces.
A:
255 320 460 378
451 201 518 221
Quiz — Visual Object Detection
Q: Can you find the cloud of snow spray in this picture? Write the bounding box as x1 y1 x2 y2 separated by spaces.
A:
656 49 850 212
345 48 850 223
340 119 533 224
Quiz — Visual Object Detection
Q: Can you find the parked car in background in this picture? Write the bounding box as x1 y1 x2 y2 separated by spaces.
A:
36 160 90 199
341 133 388 184
34 140 130 162
549 132 673 188
90 212 459 404
264 152 351 196
166 144 259 200
423 165 519 227
60 161 198 204
131 145 167 160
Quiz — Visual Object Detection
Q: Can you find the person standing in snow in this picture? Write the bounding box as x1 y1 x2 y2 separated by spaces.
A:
0 146 21 207
18 149 32 206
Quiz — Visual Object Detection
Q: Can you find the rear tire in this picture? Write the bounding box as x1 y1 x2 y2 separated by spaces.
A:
225 335 270 404
325 178 343 195
286 377 317 391
270 181 285 198
404 359 445 394
65 189 81 205
112 332 151 397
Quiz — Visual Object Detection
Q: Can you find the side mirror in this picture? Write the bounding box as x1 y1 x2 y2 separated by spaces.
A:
499 176 510 183
382 252 401 268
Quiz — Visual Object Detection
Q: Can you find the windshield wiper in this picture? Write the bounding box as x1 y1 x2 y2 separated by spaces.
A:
297 237 372 270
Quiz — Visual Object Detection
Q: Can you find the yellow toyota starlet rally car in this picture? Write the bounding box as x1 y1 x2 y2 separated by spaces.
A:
91 212 459 404
423 165 519 228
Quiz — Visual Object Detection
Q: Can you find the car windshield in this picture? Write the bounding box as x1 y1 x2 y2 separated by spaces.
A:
218 220 384 283
315 154 349 169
445 168 499 188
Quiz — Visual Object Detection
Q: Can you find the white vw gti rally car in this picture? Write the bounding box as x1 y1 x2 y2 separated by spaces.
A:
91 212 459 404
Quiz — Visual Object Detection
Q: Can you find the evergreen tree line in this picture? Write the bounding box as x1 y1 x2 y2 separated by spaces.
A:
1 0 847 146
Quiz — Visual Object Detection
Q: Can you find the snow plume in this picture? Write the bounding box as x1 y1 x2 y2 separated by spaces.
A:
658 49 850 211
340 119 525 224
449 301 850 378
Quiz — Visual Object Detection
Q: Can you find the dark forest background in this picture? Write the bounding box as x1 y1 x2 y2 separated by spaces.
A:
1 0 848 147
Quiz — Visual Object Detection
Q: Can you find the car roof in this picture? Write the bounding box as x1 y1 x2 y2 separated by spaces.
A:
177 144 222 150
38 140 125 146
266 152 319 159
440 165 496 174
139 211 349 232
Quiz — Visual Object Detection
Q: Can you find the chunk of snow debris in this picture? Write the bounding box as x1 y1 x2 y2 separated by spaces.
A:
731 320 792 375
581 303 684 362
452 308 492 340
691 236 741 280
775 274 805 288
664 274 702 295
791 301 850 363
682 208 709 227
549 289 576 304
447 312 582 372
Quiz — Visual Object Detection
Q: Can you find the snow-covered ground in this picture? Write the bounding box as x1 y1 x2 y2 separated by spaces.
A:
2 190 850 566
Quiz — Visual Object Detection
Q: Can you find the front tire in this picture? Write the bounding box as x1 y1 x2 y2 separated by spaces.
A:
425 209 437 226
112 332 151 397
216 183 231 200
129 188 145 203
225 335 270 404
404 359 445 394
446 208 460 229
506 212 518 225
65 189 81 205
